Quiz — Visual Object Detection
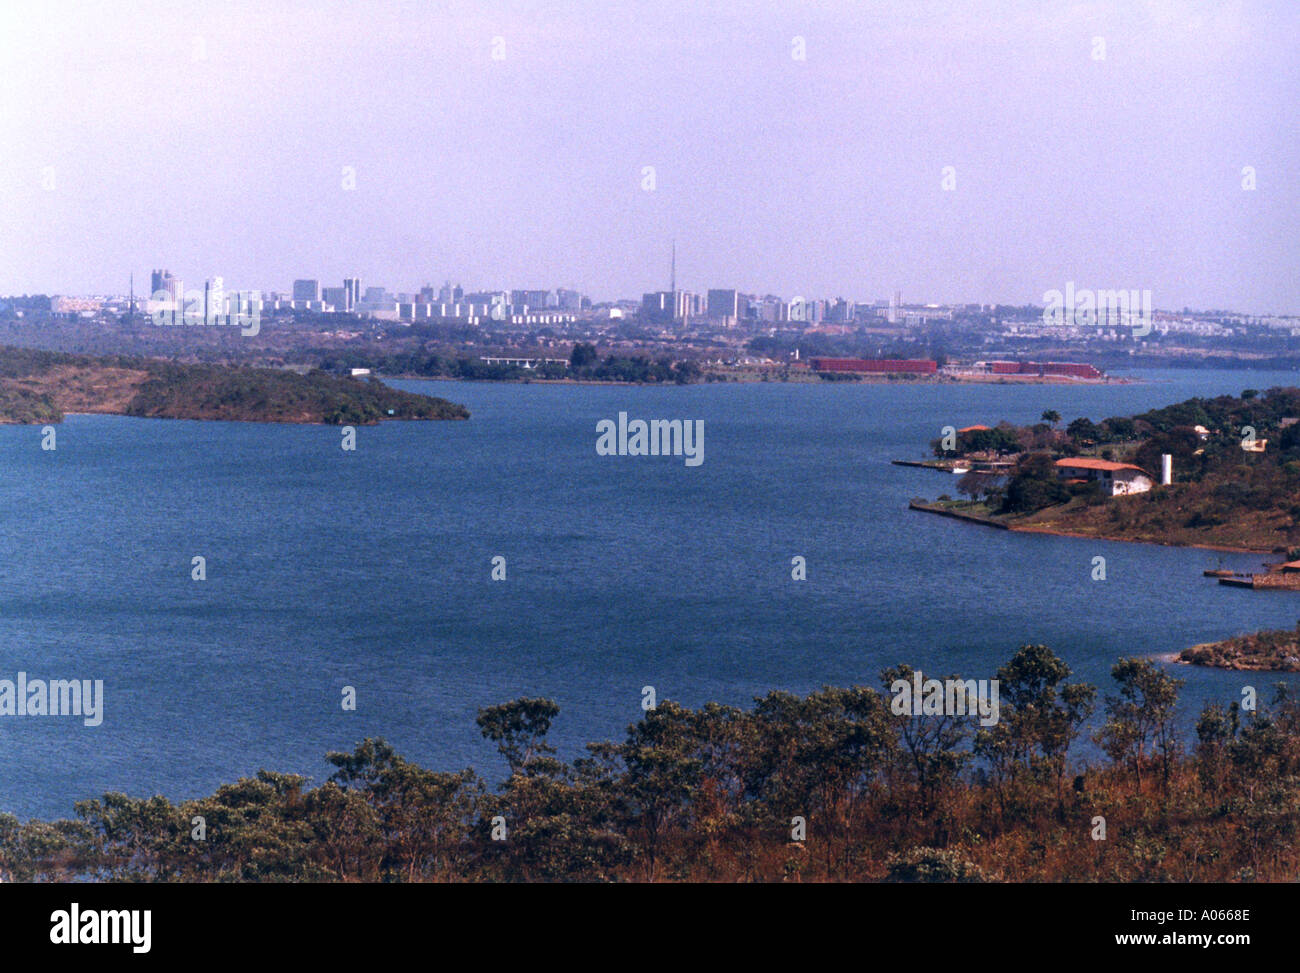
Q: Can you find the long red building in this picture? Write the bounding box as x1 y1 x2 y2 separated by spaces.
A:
810 357 938 374
989 361 1103 379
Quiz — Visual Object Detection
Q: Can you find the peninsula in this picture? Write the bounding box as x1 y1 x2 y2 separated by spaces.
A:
906 387 1300 554
1179 626 1300 671
0 346 468 425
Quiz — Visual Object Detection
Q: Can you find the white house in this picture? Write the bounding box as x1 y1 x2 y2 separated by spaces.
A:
1054 458 1154 496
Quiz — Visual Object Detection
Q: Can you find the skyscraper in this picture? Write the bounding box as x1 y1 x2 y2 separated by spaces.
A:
151 269 182 305
343 278 361 312
204 277 224 325
707 288 739 320
293 279 320 302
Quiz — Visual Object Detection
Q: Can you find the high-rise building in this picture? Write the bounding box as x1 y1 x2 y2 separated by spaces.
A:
510 289 555 310
150 269 182 305
706 288 739 320
322 286 347 310
343 278 361 312
293 279 320 302
203 277 224 324
641 290 696 325
641 292 671 325
888 290 902 324
829 298 854 323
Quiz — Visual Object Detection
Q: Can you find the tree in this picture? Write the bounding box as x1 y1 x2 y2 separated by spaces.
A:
1194 703 1235 796
476 698 563 778
974 645 1095 814
326 738 483 881
1000 452 1069 514
939 426 1019 458
880 665 972 816
1041 409 1061 428
1066 417 1100 443
1096 658 1183 790
672 358 701 384
956 471 990 501
617 702 704 880
1133 426 1201 482
569 342 598 368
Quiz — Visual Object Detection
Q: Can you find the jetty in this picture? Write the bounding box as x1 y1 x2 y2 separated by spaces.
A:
1215 559 1300 591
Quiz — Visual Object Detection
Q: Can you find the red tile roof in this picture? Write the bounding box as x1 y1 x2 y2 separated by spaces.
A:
1054 458 1148 474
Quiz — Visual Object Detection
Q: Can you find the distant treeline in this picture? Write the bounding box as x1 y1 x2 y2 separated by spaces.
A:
4 645 1299 883
317 344 703 384
748 333 945 363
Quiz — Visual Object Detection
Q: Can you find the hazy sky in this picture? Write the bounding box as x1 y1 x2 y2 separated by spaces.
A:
1 0 1296 311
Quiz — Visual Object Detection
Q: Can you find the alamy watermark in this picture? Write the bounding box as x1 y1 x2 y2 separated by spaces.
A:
890 669 1000 726
1042 281 1151 337
150 288 261 336
50 904 150 953
595 412 704 466
0 671 104 726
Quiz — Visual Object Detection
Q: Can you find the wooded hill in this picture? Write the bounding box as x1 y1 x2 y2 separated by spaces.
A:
0 346 468 424
3 646 1298 883
933 387 1300 552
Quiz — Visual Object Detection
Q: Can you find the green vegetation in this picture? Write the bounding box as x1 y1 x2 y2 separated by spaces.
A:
5 646 1300 882
126 363 467 424
317 345 702 385
1181 626 1300 672
0 345 468 424
0 385 62 424
929 387 1300 551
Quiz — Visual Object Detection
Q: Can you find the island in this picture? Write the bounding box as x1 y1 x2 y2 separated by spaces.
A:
1179 626 1300 671
906 387 1300 556
0 346 468 425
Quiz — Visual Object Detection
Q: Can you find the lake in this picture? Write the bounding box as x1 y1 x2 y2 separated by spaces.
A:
1 366 1298 819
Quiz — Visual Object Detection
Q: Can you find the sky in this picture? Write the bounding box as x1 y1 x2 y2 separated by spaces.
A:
1 0 1297 312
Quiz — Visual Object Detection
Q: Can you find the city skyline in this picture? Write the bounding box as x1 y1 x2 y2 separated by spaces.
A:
2 1 1297 312
20 261 1300 321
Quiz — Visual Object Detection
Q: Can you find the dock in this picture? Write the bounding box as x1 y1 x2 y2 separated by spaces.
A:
908 499 1009 529
1217 574 1300 591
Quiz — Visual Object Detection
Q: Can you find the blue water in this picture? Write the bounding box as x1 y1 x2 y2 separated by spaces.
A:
1 366 1297 820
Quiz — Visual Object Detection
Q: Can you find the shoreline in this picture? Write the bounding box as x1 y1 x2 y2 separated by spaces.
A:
1174 635 1300 673
388 372 1134 387
1009 523 1270 555
54 409 461 426
908 501 1274 554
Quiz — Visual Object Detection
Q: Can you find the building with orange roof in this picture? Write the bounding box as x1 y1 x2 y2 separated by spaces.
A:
1054 457 1154 496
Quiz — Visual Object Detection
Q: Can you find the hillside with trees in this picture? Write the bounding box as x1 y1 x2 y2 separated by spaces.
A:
0 346 468 424
926 387 1300 552
3 645 1300 883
